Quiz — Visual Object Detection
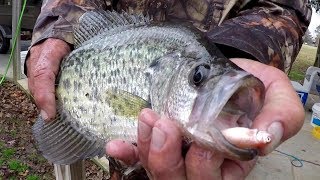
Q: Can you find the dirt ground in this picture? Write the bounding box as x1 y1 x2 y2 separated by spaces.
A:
0 79 110 179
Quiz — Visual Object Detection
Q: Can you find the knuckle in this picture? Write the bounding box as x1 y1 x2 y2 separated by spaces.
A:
148 159 167 174
34 92 49 106
149 158 184 178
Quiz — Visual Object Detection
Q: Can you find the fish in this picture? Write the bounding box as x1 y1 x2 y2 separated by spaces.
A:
32 10 266 165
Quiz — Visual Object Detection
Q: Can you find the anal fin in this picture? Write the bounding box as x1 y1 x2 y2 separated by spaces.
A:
32 112 106 165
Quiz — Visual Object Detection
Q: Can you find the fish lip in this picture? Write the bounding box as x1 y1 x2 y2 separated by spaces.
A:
188 70 265 160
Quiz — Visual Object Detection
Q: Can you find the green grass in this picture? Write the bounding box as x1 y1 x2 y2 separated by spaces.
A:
0 141 4 149
0 140 29 178
27 152 47 164
8 160 28 173
0 138 51 179
2 148 15 159
26 175 40 180
289 44 318 81
9 129 17 137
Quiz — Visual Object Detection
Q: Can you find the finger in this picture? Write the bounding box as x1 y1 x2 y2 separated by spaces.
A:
221 158 257 180
253 102 303 155
185 144 224 179
230 58 285 87
32 66 57 121
106 140 139 165
231 58 305 154
137 109 160 166
255 75 304 155
147 118 185 180
231 58 304 133
27 39 71 120
27 48 57 120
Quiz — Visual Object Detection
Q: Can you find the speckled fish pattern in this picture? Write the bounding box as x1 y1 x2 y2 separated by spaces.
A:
32 10 265 165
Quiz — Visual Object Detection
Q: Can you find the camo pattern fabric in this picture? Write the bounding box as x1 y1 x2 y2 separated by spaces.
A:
29 0 312 72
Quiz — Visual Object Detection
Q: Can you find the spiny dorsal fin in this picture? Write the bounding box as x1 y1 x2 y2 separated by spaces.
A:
74 10 151 48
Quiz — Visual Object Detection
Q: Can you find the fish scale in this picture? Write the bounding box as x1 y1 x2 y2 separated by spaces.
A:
33 10 265 165
57 24 200 142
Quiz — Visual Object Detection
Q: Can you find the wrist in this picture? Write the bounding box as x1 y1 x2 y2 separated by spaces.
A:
30 38 71 55
27 38 71 77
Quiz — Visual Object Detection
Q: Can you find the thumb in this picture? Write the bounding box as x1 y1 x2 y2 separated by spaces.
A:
230 58 304 155
146 119 186 180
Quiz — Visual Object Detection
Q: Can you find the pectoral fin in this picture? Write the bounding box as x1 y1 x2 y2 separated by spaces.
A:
105 89 151 118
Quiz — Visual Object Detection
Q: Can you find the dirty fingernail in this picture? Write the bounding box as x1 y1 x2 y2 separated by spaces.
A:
151 127 166 150
40 110 48 120
138 121 152 141
261 121 283 155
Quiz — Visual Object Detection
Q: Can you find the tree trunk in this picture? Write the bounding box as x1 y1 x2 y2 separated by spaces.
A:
314 40 320 67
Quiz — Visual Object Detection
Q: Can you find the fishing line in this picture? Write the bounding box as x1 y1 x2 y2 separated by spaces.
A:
274 149 320 167
0 0 27 85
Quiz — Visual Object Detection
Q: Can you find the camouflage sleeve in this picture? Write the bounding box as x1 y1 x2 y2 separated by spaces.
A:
206 0 312 72
30 0 109 47
24 0 110 75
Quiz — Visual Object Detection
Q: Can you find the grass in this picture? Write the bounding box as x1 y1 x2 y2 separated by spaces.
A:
0 140 39 179
27 152 48 164
289 44 318 81
26 175 40 180
8 160 28 173
9 129 17 137
2 148 15 158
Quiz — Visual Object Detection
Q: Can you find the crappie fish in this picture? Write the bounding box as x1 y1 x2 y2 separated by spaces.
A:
32 11 266 165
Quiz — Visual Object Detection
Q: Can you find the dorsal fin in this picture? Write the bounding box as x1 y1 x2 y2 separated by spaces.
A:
74 10 151 48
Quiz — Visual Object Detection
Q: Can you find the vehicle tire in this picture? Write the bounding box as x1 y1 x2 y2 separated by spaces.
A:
0 31 10 54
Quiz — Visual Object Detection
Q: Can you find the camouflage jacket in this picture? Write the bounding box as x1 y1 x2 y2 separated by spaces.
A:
30 0 312 72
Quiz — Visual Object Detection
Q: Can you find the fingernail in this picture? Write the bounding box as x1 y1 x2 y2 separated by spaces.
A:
261 121 283 155
139 109 160 123
151 127 166 150
105 141 119 155
40 110 49 120
138 121 152 141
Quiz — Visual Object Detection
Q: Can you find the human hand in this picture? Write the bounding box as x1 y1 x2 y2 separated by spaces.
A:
27 38 71 121
230 58 305 155
107 109 257 180
106 58 305 179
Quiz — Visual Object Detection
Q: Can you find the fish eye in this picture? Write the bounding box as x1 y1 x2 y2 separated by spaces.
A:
191 64 210 87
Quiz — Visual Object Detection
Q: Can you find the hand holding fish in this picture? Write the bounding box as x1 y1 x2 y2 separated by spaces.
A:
27 11 304 179
106 58 305 179
27 38 71 121
230 58 305 155
107 109 258 180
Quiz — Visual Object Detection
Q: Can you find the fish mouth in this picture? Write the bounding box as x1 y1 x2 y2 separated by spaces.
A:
187 70 265 160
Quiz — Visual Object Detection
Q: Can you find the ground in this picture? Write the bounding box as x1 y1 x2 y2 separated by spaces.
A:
289 45 318 82
0 80 110 180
